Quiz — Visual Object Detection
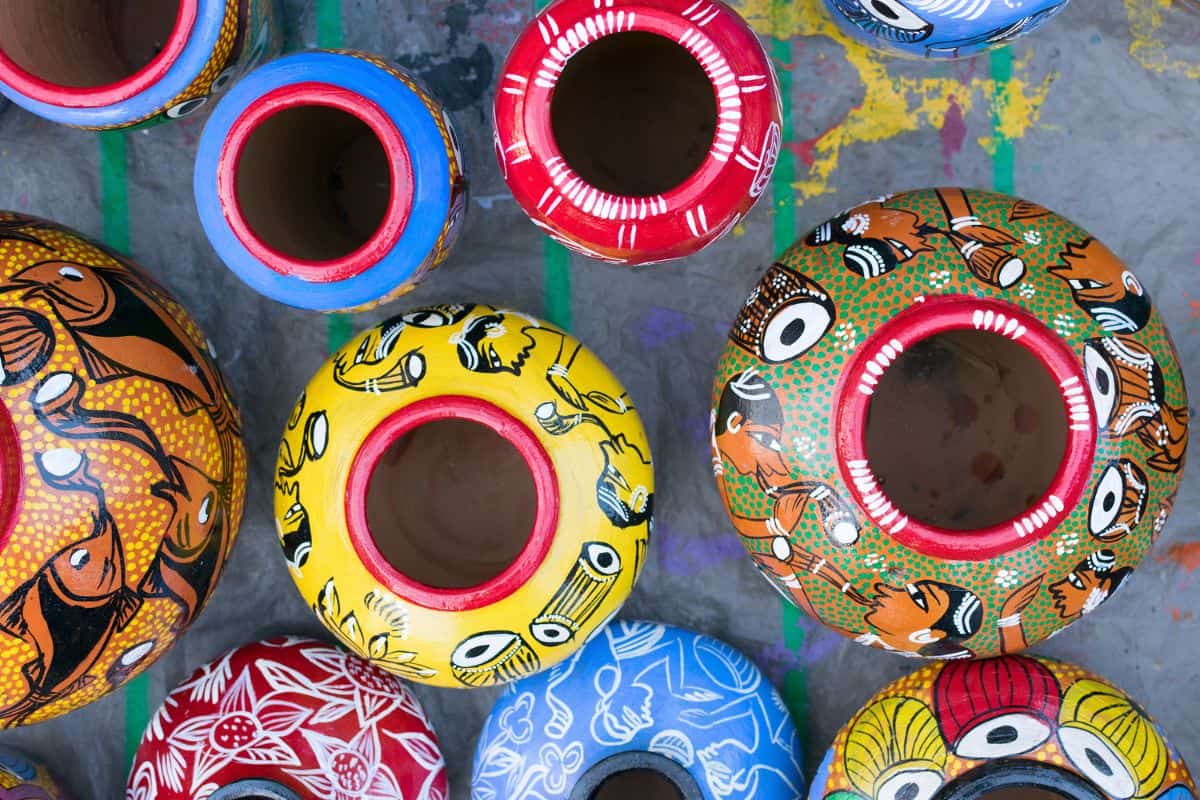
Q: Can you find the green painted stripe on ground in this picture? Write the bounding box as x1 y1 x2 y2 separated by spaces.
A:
317 0 355 352
101 129 149 770
534 1 573 328
989 48 1016 195
769 18 807 736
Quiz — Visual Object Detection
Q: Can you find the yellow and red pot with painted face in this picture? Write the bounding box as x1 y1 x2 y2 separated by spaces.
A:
809 656 1196 800
273 304 653 688
712 188 1186 659
0 213 247 725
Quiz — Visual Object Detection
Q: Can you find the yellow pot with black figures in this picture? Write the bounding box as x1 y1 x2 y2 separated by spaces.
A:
273 304 654 688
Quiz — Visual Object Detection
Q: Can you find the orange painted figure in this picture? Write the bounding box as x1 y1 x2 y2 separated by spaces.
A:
0 213 246 724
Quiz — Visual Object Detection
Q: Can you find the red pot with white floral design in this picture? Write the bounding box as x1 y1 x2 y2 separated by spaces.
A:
125 638 447 800
494 0 782 265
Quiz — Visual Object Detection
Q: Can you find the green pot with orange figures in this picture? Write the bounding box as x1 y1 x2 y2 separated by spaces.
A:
712 187 1186 659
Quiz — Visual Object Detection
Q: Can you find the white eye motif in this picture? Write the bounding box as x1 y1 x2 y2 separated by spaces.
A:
1089 463 1125 537
1084 343 1117 427
584 542 621 575
197 494 214 526
531 621 573 646
954 712 1052 759
69 548 90 569
165 96 209 119
403 309 453 327
862 0 929 32
306 412 328 460
210 66 238 94
877 769 943 800
1060 727 1137 799
761 301 833 363
452 631 517 668
34 372 74 404
40 448 82 477
58 266 84 281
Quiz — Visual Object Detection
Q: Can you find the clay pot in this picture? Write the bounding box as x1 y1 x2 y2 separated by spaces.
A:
712 188 1185 659
0 212 246 725
195 50 468 312
810 655 1196 800
274 304 653 688
126 637 447 800
494 0 782 265
0 0 280 129
472 620 805 800
0 746 73 799
823 0 1070 59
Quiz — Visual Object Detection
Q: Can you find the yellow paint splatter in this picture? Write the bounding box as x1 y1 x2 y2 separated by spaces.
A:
733 0 1057 202
1125 0 1200 78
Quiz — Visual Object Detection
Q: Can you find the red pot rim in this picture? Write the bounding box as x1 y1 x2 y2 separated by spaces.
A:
217 81 414 283
0 1 198 108
344 395 560 612
494 0 781 263
834 295 1097 562
0 399 19 552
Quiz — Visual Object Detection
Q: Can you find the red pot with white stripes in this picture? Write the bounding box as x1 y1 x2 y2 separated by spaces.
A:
494 0 782 265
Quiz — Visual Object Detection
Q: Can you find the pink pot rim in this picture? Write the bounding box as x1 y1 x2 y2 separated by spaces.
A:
833 295 1097 561
0 1 198 108
216 81 414 283
495 0 781 263
344 395 560 612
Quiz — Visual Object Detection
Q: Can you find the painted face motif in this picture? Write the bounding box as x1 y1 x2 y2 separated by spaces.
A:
828 0 933 44
1083 336 1164 436
453 312 537 375
1051 239 1151 333
1048 550 1126 619
529 541 622 647
597 436 652 528
0 261 114 323
865 581 982 656
807 203 931 279
450 631 541 687
933 656 1062 760
1088 460 1148 542
714 371 789 485
730 265 835 363
332 321 426 394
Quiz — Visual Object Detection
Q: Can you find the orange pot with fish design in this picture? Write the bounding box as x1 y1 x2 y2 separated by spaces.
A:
0 212 246 725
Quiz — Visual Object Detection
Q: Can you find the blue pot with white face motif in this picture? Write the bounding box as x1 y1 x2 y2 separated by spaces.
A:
824 0 1071 59
471 621 805 800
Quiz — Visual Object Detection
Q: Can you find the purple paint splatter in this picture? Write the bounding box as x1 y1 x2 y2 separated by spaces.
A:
637 306 694 350
655 521 744 578
940 97 966 179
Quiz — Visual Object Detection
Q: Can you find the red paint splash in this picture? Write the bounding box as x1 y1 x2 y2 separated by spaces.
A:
1172 607 1194 622
1159 541 1200 572
941 97 967 179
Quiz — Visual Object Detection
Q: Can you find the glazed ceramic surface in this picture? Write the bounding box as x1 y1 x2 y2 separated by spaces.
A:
274 304 653 688
712 188 1186 659
195 50 468 312
0 746 72 799
0 0 280 129
494 0 782 265
126 637 447 800
809 655 1196 800
823 0 1070 59
0 213 247 725
472 620 805 800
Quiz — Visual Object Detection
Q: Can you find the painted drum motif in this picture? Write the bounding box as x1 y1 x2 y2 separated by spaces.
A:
274 305 653 688
809 656 1196 800
0 746 72 799
823 0 1070 59
472 620 805 800
495 0 782 265
0 0 280 129
0 213 247 725
195 50 468 312
125 637 447 800
712 188 1186 659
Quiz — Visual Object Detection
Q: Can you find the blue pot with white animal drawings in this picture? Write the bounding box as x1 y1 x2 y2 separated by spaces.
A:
823 0 1071 59
470 621 805 800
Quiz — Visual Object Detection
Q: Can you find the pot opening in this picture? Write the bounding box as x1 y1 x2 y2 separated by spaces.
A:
550 31 717 197
935 760 1107 800
0 0 181 89
208 779 303 800
235 103 393 264
569 752 702 800
864 328 1068 531
364 418 539 590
